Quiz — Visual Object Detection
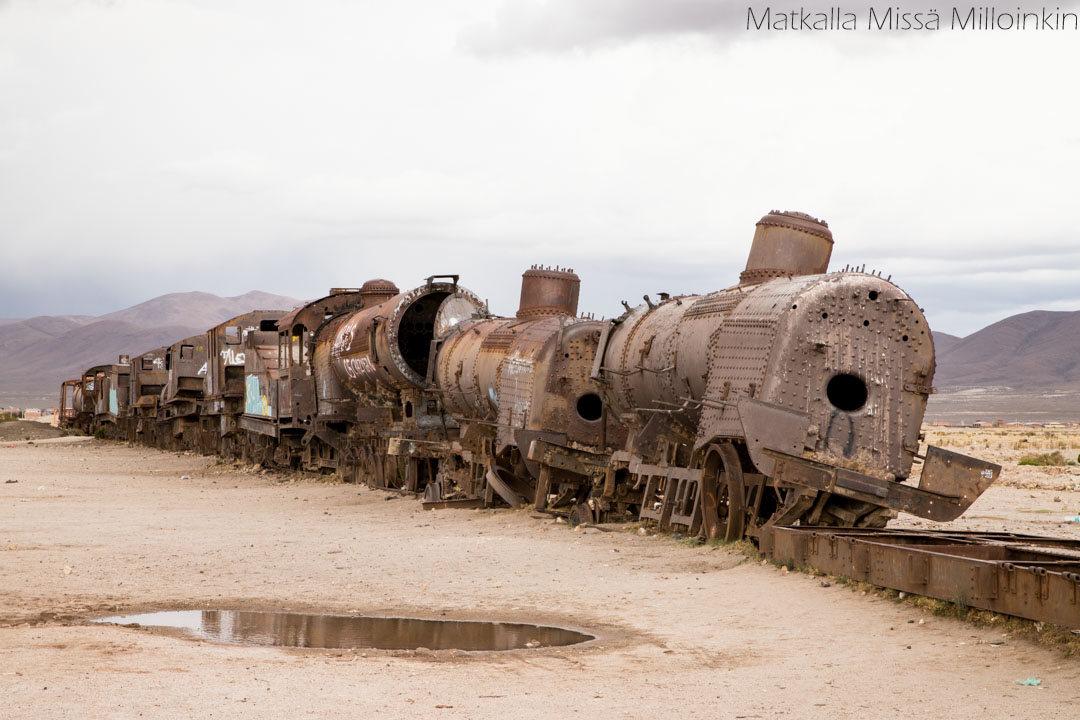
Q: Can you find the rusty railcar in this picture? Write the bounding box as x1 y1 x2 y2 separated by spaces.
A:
57 378 83 427
431 267 628 511
275 281 400 471
559 211 999 539
157 333 208 447
68 358 131 436
203 311 285 459
126 347 168 443
74 365 108 433
325 276 485 488
237 320 286 447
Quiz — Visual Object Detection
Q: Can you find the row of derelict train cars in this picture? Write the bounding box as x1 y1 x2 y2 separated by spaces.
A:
59 211 1001 542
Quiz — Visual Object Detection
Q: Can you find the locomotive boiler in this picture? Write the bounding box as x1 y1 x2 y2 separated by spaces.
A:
430 266 627 507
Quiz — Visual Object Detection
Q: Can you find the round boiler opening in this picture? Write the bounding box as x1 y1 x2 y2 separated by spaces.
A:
826 374 868 412
576 393 603 422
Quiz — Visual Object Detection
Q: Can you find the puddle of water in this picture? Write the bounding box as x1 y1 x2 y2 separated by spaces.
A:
92 610 593 651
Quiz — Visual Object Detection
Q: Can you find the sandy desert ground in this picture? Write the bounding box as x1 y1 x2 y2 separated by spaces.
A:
2 431 1080 719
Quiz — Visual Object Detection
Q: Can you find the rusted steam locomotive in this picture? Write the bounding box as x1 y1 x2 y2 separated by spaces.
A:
58 211 1000 542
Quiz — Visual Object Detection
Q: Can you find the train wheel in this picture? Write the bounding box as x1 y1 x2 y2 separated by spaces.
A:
701 443 746 542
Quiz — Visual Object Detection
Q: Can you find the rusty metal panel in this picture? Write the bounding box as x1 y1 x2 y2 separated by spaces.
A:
480 330 516 353
436 317 515 420
495 354 535 450
695 278 817 445
162 334 208 413
736 397 813 477
919 445 1000 510
774 275 934 481
767 448 1000 522
312 332 348 401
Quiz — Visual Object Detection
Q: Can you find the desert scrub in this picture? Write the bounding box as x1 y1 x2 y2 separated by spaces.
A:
1017 451 1066 466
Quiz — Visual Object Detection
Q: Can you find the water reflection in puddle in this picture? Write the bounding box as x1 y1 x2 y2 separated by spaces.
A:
93 610 594 651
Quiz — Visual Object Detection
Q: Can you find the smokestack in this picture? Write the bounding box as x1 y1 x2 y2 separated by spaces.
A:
517 266 580 319
739 210 833 285
357 278 400 307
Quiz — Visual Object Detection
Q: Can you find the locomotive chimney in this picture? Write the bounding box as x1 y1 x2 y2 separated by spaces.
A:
358 278 400 307
517 266 580 319
739 210 833 285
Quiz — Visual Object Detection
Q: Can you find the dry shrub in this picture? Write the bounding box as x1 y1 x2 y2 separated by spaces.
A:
1017 451 1066 466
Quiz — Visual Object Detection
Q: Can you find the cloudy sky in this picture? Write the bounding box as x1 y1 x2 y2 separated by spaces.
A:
1 0 1078 336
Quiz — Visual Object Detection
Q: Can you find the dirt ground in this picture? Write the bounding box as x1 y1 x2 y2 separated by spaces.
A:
895 428 1080 538
2 436 1079 719
0 420 67 442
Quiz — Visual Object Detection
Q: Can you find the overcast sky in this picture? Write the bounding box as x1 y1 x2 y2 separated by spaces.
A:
1 0 1078 337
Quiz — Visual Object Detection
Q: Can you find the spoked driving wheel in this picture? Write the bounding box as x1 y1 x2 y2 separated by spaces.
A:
700 442 746 542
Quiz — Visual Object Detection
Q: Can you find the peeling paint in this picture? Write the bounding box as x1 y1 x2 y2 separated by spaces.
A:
245 374 272 417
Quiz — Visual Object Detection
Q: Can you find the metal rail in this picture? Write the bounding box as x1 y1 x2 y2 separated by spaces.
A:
760 526 1080 629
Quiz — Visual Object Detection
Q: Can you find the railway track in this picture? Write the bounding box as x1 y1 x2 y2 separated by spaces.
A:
760 525 1080 629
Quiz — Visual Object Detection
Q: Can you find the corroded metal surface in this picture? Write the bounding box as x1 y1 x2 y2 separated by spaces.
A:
516 266 580 319
330 279 483 395
740 210 833 284
161 334 207 418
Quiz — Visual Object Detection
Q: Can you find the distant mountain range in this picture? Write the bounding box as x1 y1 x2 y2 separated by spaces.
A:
2 292 1076 408
0 291 299 408
933 311 1080 391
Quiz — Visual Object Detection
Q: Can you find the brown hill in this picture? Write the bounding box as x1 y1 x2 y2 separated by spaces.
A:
0 320 206 393
932 331 962 355
0 291 299 407
933 310 1080 390
0 316 97 357
97 291 299 329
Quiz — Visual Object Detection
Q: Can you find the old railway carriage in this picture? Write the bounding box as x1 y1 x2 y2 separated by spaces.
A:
157 333 208 448
202 311 285 459
323 276 485 489
274 280 400 472
63 359 131 436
